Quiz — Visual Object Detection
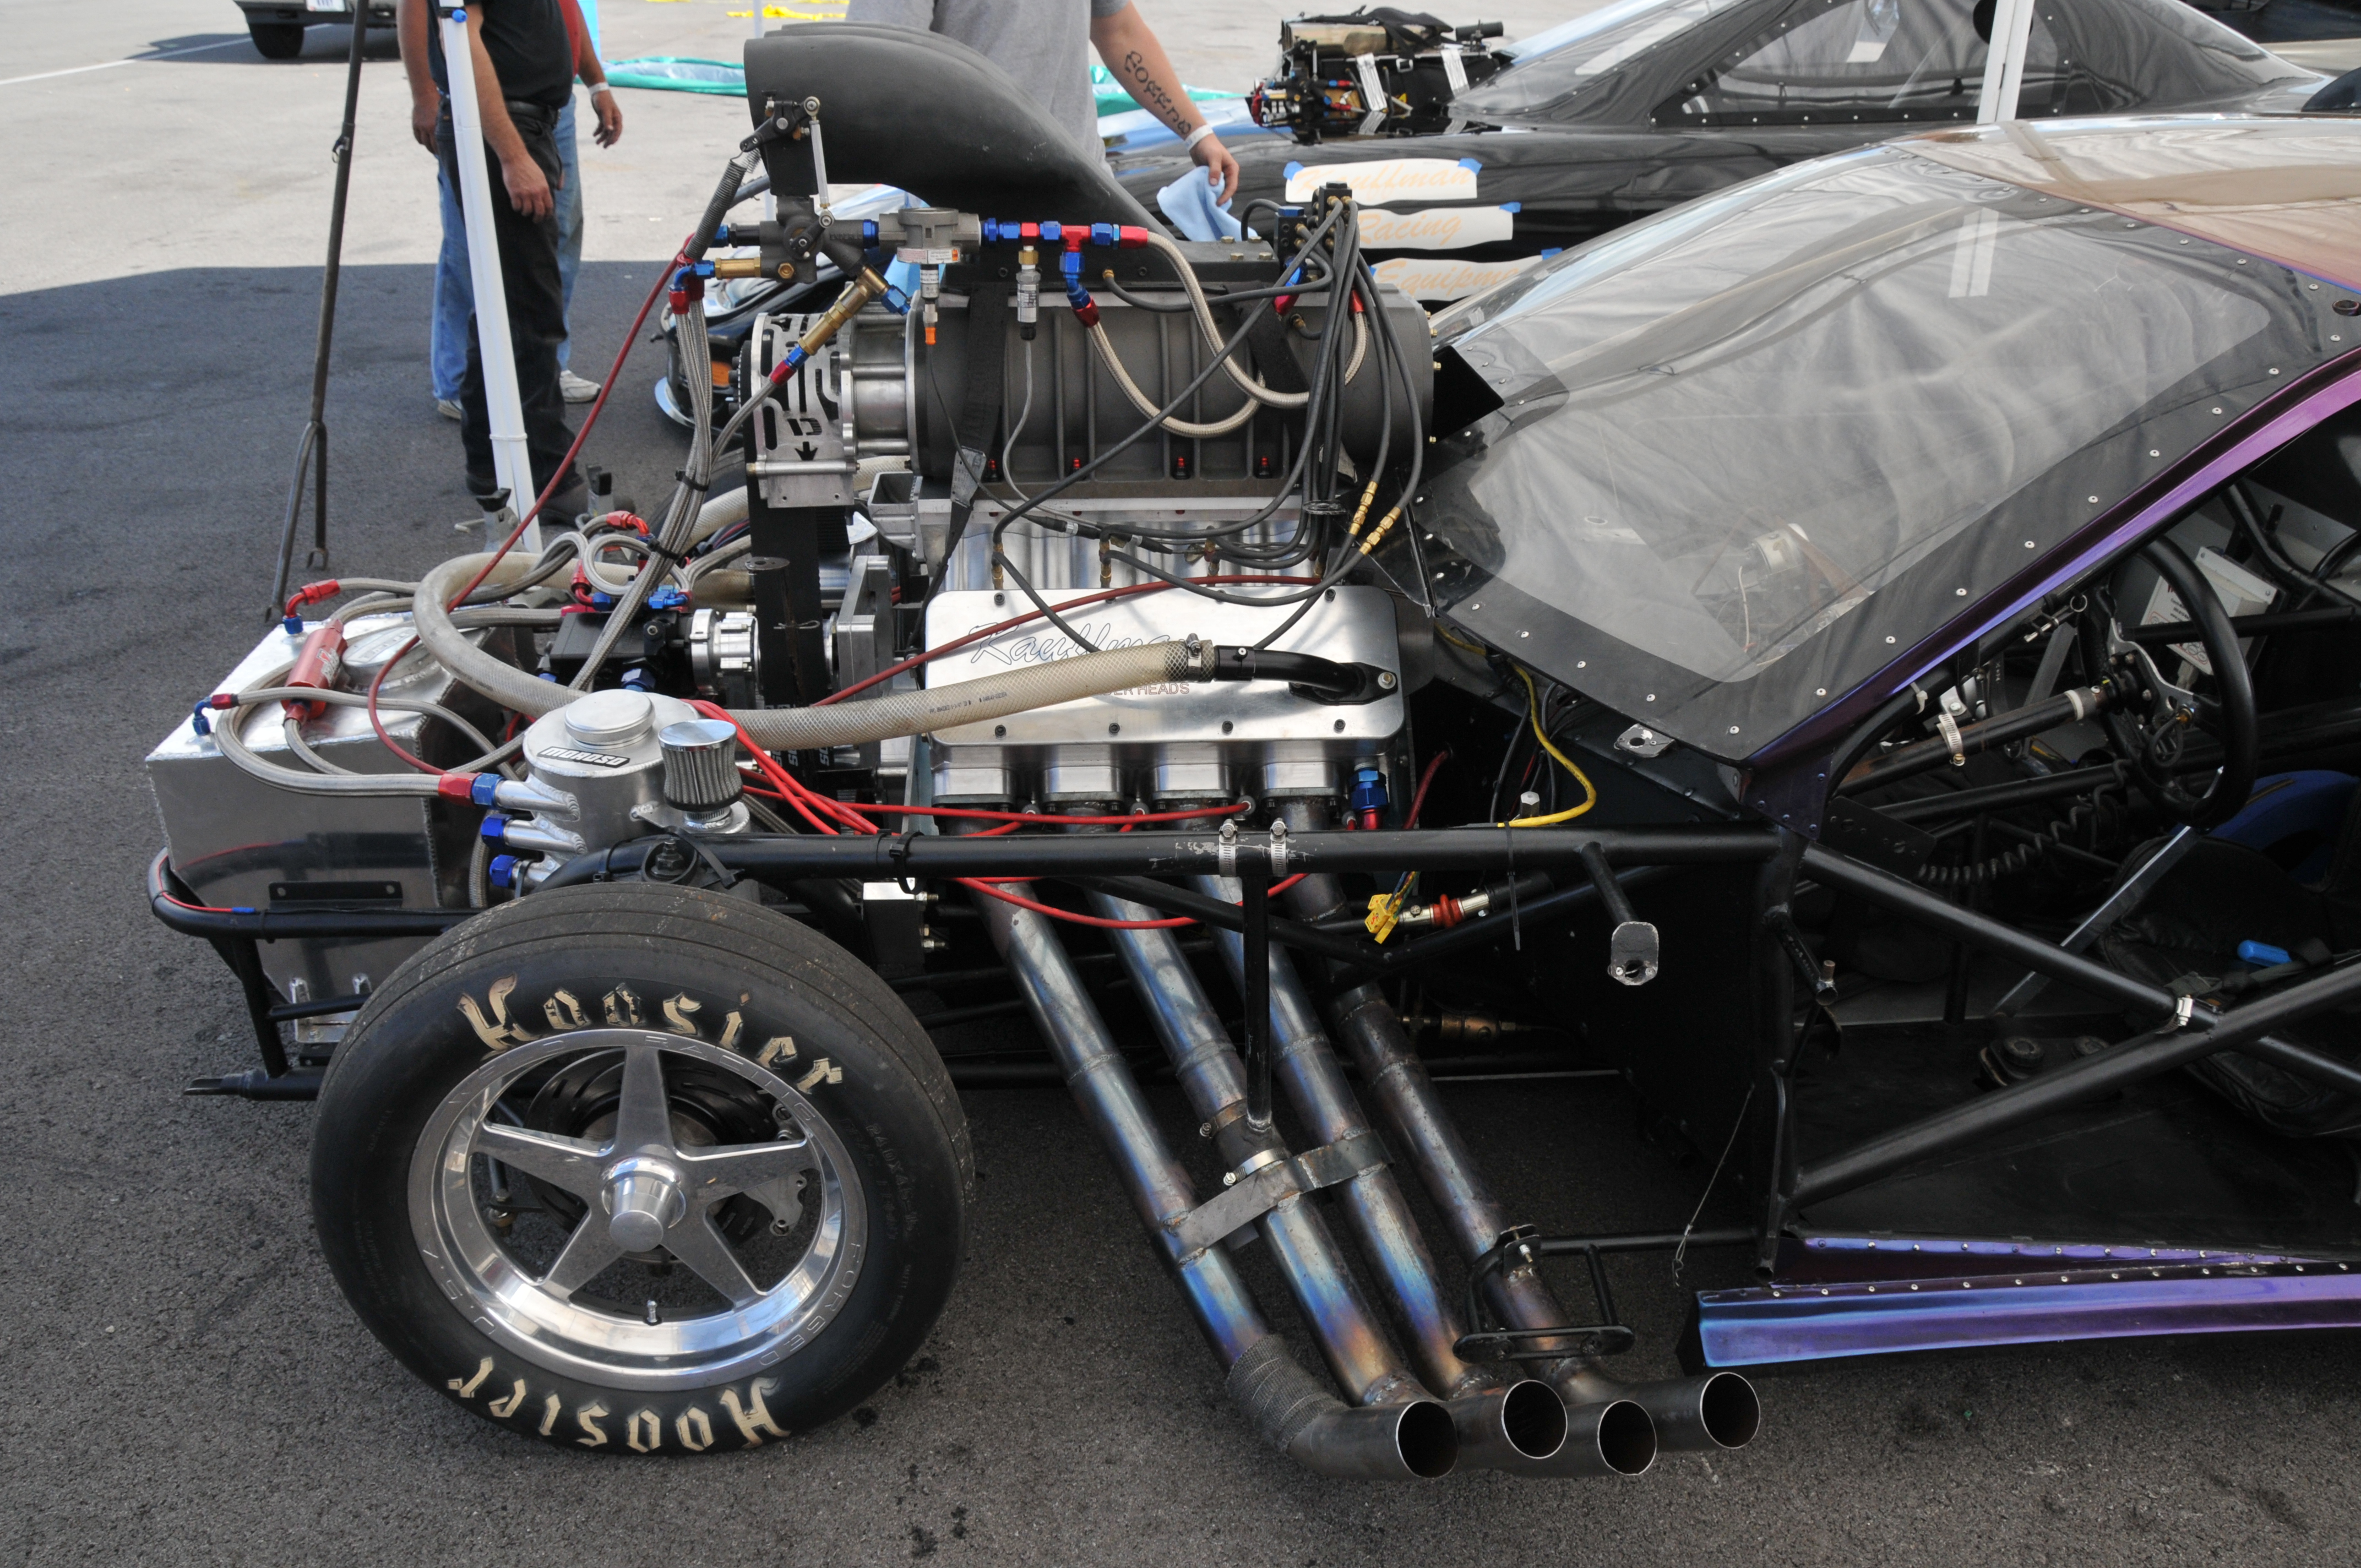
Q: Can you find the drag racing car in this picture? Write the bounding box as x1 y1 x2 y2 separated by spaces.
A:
1109 0 2335 297
149 22 2361 1477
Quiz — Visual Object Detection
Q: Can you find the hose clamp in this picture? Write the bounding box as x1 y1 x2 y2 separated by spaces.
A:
1216 815 1240 876
1267 819 1290 875
1936 709 1966 768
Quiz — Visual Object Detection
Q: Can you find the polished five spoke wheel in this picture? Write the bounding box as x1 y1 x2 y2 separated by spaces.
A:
410 1028 868 1390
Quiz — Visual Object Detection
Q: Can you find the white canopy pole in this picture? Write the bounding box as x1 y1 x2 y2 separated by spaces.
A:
439 4 538 546
1974 0 2037 124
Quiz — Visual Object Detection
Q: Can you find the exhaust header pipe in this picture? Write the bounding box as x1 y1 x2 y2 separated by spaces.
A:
1627 1372 1760 1453
1229 1337 1456 1480
974 861 1459 1479
1278 801 1762 1458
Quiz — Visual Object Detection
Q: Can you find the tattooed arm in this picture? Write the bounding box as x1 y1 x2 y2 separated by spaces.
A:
1089 2 1240 203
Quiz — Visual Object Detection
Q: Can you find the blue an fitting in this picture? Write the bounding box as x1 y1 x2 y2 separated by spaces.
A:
589 591 614 609
1040 220 1064 243
281 614 305 635
2238 939 2294 968
647 587 689 612
621 667 655 692
470 775 501 807
860 219 879 246
880 284 910 315
480 812 507 843
1351 765 1389 817
488 853 519 890
191 703 213 738
1091 222 1118 247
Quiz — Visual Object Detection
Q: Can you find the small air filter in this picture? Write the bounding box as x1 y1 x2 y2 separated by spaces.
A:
659 718 742 811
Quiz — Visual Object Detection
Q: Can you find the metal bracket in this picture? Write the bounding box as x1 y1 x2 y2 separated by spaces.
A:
1169 1129 1389 1258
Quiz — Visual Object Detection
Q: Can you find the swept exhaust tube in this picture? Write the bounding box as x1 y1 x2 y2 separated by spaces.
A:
1195 874 1659 1477
971 856 1452 1480
1092 887 1584 1474
1090 887 1429 1409
1229 1338 1457 1480
1274 802 1762 1457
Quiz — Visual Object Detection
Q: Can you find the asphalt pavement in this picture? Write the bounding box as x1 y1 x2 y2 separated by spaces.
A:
4 2 2361 1563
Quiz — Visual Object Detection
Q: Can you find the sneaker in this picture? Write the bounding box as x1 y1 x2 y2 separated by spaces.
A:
434 396 463 421
559 371 602 404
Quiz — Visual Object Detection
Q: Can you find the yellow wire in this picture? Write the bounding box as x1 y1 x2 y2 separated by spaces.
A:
1435 623 1489 657
1503 667 1597 826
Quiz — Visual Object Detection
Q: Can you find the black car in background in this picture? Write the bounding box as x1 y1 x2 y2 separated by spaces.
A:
1111 0 2331 295
235 0 395 60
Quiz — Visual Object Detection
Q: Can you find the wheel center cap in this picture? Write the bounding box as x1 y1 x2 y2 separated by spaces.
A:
601 1156 687 1252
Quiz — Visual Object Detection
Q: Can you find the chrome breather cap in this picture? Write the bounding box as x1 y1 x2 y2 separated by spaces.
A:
659 718 742 810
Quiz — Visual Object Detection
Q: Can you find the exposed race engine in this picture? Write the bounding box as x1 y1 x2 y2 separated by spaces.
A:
1249 9 1511 138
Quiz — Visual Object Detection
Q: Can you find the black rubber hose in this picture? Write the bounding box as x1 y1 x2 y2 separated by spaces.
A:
686 156 750 264
1212 646 1366 700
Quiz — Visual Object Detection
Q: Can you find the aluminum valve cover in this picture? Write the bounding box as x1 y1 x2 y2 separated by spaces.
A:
921 585 1404 801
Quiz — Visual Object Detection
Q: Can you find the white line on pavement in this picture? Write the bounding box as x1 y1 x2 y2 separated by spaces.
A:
0 37 257 89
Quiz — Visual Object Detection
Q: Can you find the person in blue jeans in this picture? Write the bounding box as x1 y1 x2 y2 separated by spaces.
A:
429 0 619 419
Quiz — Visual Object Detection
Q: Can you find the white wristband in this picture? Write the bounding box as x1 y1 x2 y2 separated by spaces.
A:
588 82 613 98
1183 123 1216 153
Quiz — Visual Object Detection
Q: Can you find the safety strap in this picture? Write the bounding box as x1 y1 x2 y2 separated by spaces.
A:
1168 1128 1389 1257
1242 306 1310 398
941 283 1011 573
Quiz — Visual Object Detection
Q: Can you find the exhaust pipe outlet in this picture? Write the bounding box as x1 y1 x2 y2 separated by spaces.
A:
1448 1379 1572 1472
1626 1371 1760 1453
1514 1397 1658 1477
1228 1336 1457 1480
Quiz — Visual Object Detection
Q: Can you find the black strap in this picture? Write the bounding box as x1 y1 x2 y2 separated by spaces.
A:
947 283 1012 517
1243 306 1310 398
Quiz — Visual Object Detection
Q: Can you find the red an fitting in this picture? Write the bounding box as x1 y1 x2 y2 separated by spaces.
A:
1117 225 1150 248
284 579 342 616
283 624 347 722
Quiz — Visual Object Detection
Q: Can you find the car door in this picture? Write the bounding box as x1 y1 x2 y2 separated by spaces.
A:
1619 0 2070 219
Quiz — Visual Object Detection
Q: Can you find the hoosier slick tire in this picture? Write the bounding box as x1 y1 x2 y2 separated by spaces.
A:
310 883 971 1454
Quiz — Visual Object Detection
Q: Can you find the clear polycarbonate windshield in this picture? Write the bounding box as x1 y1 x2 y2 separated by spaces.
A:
1457 0 1749 118
1422 140 2349 761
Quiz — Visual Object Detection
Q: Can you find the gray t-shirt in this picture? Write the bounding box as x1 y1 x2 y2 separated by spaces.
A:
845 0 1131 162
